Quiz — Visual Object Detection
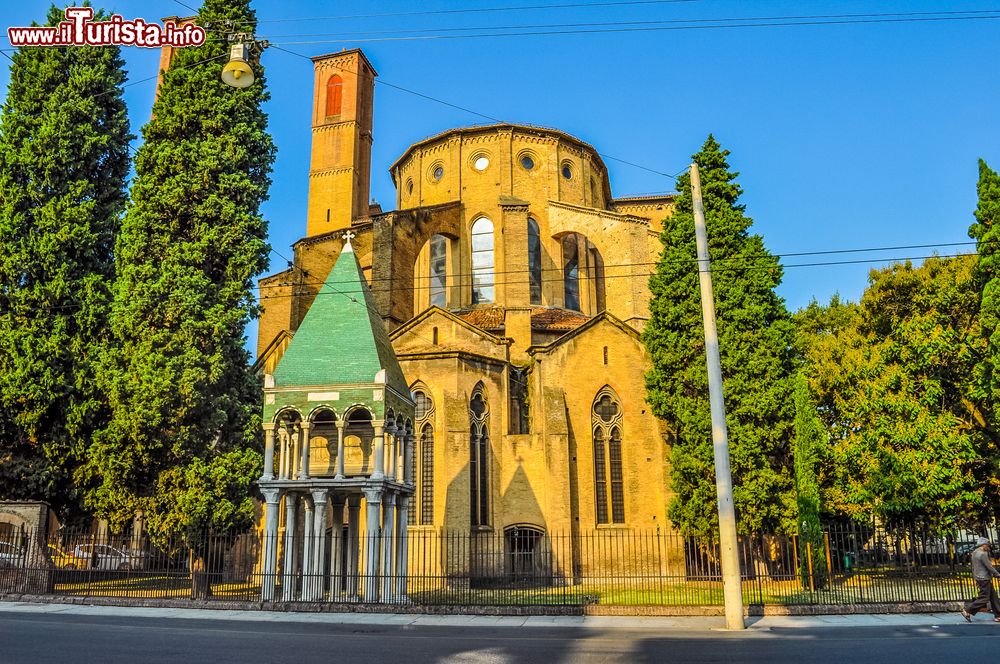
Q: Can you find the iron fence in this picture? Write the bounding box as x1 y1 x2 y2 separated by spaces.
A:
0 523 993 608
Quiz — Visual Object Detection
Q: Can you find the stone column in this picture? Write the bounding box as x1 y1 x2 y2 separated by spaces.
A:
363 487 383 601
260 488 281 602
302 495 315 599
290 423 300 479
393 425 402 480
395 495 409 599
300 421 312 480
335 420 346 479
380 492 396 601
406 428 415 483
282 493 298 600
372 422 385 480
278 428 289 479
262 423 276 480
346 495 361 597
311 489 329 601
329 496 345 598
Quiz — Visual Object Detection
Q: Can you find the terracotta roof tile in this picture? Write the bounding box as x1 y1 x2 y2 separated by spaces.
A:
452 306 591 333
530 307 591 331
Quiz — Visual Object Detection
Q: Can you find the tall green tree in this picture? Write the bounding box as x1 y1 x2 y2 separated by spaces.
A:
81 0 273 535
836 257 990 527
644 136 797 536
792 373 827 589
0 6 131 518
970 160 1000 438
793 295 862 516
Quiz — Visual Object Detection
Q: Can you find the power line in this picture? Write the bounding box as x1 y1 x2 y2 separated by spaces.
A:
257 9 1000 39
269 12 1000 45
233 0 701 26
270 44 677 179
255 251 980 298
258 239 989 290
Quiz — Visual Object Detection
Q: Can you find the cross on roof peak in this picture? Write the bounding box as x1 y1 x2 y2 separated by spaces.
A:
343 230 356 243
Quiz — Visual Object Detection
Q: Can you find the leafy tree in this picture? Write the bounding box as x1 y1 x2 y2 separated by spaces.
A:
144 449 261 598
81 0 273 535
792 373 827 589
793 296 862 516
644 136 797 536
836 256 991 527
0 6 130 518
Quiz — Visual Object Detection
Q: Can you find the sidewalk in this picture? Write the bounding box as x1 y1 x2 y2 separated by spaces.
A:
0 600 978 631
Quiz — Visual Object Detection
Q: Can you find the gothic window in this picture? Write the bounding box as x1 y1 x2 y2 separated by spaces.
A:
429 234 448 308
469 385 490 526
411 389 434 526
508 366 530 435
325 75 343 116
471 217 494 304
563 235 580 311
528 218 542 305
420 423 434 525
592 387 625 524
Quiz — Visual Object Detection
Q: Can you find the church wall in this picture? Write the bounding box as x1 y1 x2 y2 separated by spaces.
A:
547 202 654 326
533 321 671 533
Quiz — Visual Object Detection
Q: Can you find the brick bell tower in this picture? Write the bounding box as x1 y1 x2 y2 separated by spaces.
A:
306 50 376 236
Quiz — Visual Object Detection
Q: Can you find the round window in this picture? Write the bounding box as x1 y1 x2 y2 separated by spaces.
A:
562 163 572 180
432 165 444 181
520 155 535 171
473 155 490 171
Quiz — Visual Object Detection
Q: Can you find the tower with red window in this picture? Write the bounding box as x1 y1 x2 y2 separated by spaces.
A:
307 50 376 236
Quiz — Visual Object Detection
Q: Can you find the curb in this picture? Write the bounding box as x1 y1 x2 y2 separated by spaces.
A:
0 593 965 618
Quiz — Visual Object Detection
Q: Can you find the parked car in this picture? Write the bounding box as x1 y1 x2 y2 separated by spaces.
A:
47 544 84 569
71 544 135 570
0 541 25 568
956 541 983 564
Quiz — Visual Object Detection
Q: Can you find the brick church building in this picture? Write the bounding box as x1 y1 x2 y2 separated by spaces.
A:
254 49 678 588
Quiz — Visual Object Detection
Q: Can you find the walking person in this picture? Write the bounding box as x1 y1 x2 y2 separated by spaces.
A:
962 537 1000 622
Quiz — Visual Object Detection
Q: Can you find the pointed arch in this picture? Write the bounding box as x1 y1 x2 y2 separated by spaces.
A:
469 382 490 526
592 386 624 524
528 217 542 304
470 217 494 304
325 74 343 116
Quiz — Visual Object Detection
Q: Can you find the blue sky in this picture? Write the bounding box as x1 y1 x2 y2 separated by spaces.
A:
3 1 999 357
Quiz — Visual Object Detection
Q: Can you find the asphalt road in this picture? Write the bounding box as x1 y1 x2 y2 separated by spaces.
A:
2 611 1000 663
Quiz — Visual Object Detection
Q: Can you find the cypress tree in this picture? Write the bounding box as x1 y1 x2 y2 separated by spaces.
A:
83 0 273 533
0 6 130 518
970 160 1000 414
643 136 796 536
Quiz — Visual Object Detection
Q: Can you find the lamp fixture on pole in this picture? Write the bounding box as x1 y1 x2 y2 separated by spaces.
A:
221 32 269 89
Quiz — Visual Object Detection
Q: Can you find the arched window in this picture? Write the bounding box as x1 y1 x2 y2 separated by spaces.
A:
429 234 447 308
528 218 542 305
411 388 435 526
470 218 494 304
563 235 580 311
592 388 625 524
420 423 434 525
325 75 343 116
469 385 490 526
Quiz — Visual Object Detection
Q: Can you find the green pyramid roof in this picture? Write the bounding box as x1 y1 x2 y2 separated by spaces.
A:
272 241 409 395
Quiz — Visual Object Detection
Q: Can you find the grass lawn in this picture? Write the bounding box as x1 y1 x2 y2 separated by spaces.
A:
46 570 981 607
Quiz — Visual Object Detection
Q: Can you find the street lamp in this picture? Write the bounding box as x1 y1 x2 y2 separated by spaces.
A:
221 33 269 89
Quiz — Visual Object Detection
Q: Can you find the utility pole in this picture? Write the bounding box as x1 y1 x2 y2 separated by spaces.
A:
690 162 745 630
